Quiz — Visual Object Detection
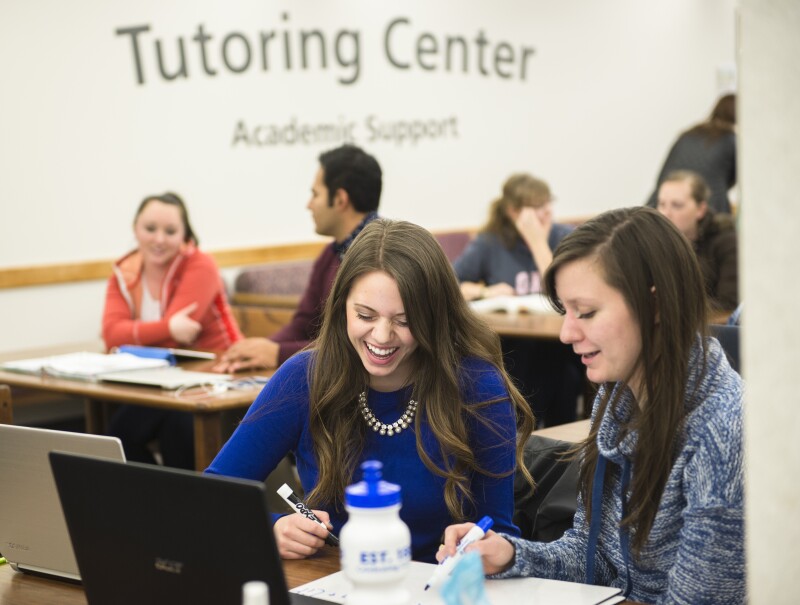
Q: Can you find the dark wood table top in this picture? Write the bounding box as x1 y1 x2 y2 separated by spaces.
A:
0 341 271 412
478 311 564 340
0 546 340 605
1 547 644 604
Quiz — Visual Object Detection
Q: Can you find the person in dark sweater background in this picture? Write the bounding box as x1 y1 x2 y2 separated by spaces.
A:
656 170 739 312
646 93 737 214
214 144 382 373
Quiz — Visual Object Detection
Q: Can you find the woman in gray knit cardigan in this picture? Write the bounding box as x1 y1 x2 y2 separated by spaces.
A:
441 207 744 604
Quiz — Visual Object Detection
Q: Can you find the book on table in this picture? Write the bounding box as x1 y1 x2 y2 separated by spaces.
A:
0 351 170 381
115 345 217 362
469 293 557 315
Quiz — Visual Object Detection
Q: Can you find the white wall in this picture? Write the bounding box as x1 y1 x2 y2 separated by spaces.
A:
739 0 800 600
0 0 736 352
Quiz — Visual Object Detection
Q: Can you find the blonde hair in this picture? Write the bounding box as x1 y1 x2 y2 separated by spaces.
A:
483 173 552 248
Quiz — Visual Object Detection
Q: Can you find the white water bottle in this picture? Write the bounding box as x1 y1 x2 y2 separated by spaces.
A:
340 460 411 605
241 580 269 605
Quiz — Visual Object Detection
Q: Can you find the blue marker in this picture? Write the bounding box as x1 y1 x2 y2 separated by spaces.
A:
424 515 494 591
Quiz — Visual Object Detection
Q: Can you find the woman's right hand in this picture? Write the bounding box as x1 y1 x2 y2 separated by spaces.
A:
439 523 516 575
514 206 551 244
168 302 202 344
273 509 333 559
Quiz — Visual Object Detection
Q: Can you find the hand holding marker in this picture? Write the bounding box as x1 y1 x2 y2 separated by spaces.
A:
425 515 493 590
277 483 339 547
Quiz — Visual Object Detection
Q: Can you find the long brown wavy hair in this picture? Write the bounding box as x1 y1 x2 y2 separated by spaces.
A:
305 219 534 519
543 207 708 555
482 173 552 249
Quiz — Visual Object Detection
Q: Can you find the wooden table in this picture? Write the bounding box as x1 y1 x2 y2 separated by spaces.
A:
0 546 340 605
0 343 268 470
532 418 591 443
0 546 644 604
479 311 564 340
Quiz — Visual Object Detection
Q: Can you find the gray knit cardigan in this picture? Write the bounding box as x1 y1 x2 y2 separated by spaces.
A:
496 336 744 604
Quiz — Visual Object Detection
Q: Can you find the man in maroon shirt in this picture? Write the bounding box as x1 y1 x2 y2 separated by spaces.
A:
214 145 382 372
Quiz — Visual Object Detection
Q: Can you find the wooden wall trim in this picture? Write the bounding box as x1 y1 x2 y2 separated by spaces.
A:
0 241 328 290
0 220 598 291
0 219 599 292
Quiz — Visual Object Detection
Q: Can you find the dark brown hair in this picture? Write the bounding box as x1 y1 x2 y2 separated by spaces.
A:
661 170 711 206
134 192 197 244
686 93 736 143
318 144 382 212
306 219 534 518
544 207 708 555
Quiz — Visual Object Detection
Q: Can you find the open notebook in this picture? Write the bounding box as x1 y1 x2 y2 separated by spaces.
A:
469 293 558 315
0 351 169 380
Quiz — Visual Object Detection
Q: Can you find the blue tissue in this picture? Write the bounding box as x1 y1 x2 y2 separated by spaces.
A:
439 551 490 605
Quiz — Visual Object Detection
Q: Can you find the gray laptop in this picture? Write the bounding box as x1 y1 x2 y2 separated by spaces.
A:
0 425 125 581
49 452 330 605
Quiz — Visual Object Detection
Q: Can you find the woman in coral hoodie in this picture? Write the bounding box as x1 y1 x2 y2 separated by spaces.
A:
102 192 242 468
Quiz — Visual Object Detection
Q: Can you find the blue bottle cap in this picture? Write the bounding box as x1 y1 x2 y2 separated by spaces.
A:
344 460 402 509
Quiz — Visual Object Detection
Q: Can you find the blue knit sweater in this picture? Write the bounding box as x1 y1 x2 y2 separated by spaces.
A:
496 337 744 604
206 351 521 563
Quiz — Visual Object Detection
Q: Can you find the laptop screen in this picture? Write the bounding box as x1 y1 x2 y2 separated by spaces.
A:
49 453 329 605
0 425 125 582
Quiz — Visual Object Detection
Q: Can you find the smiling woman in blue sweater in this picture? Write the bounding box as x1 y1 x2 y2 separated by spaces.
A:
207 219 534 563
441 207 744 604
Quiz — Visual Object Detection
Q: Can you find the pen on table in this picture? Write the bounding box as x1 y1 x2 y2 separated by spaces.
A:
424 515 494 591
277 483 339 547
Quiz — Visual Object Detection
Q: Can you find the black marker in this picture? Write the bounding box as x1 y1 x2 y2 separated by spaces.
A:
277 483 339 547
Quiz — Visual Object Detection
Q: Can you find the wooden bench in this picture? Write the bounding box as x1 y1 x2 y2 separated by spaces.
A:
229 229 475 338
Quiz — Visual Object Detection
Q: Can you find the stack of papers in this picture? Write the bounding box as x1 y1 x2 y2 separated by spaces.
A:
0 351 170 381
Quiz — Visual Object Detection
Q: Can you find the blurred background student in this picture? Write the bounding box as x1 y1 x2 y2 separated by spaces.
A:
453 174 581 427
646 93 737 214
656 170 739 313
213 144 381 374
101 192 242 468
454 173 571 301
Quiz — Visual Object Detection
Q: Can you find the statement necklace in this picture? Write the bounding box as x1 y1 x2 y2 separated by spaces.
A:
358 391 417 437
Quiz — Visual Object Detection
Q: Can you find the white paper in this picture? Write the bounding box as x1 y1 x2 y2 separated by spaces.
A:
469 294 557 316
291 561 621 605
0 351 170 380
